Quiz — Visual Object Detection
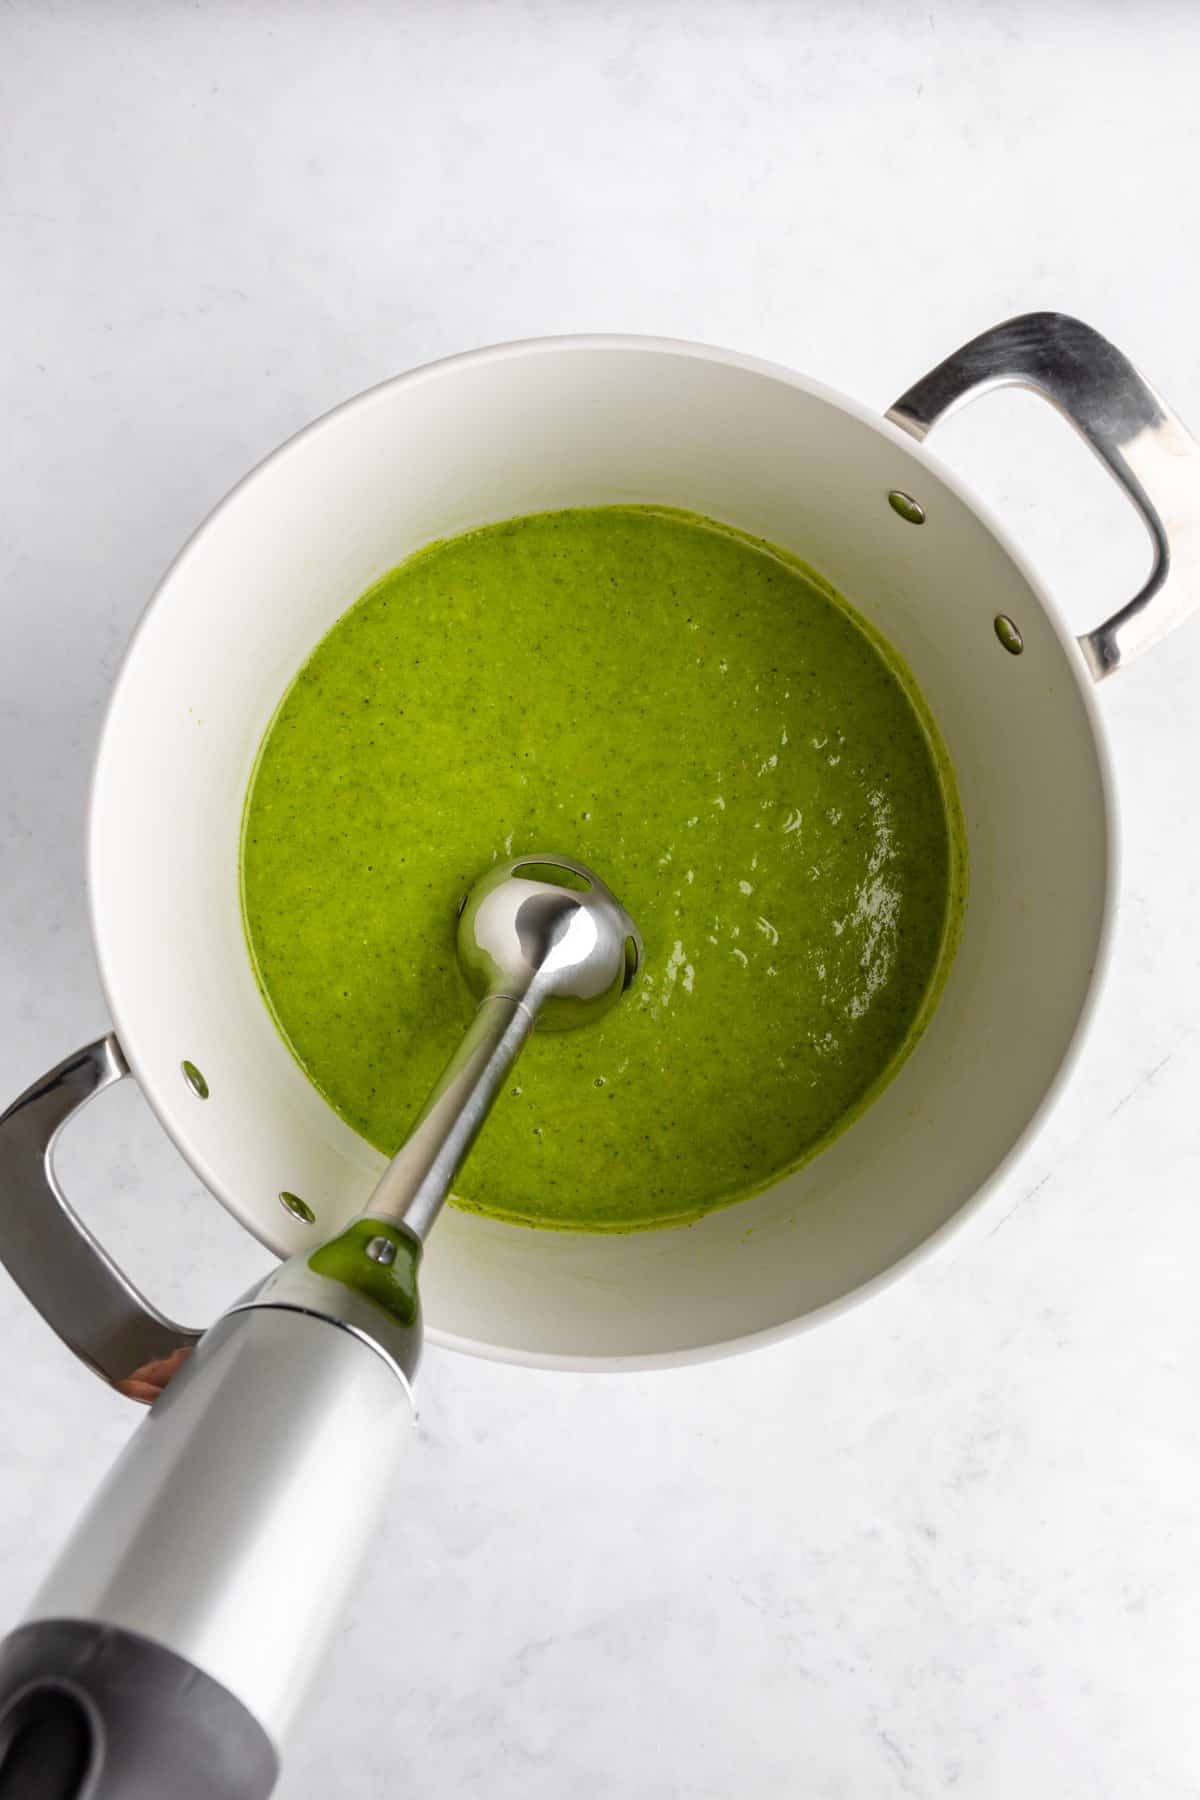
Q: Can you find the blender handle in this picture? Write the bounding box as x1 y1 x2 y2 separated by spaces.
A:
886 310 1200 680
7 1305 415 1794
0 1036 200 1396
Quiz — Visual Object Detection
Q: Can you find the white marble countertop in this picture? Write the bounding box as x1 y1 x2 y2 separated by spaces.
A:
4 4 1200 1794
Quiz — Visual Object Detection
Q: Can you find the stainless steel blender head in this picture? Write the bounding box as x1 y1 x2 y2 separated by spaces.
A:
459 854 643 1030
249 850 642 1385
368 854 642 1245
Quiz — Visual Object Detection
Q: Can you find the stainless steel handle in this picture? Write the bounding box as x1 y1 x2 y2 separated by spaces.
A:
0 1036 200 1397
886 311 1200 679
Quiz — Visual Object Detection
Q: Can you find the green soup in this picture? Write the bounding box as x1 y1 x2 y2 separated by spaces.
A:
242 506 966 1232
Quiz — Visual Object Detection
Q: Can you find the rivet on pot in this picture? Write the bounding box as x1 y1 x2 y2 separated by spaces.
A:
887 489 926 525
279 1191 316 1225
181 1060 209 1099
994 614 1024 655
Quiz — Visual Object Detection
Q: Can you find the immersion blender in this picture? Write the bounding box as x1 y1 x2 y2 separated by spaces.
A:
0 855 641 1799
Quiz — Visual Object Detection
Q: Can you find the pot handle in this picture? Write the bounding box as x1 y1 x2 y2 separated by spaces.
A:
0 1037 201 1399
886 311 1200 680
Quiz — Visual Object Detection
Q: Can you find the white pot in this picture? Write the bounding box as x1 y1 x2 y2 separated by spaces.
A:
5 313 1195 1376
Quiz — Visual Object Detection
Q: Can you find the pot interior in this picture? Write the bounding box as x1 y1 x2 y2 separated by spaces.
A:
89 340 1110 1365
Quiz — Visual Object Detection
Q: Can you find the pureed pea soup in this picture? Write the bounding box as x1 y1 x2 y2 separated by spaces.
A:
241 507 966 1231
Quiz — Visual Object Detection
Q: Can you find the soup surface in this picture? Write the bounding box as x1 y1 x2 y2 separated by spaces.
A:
242 506 966 1230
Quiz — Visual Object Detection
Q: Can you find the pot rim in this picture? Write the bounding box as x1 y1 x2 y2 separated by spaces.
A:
86 331 1121 1371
